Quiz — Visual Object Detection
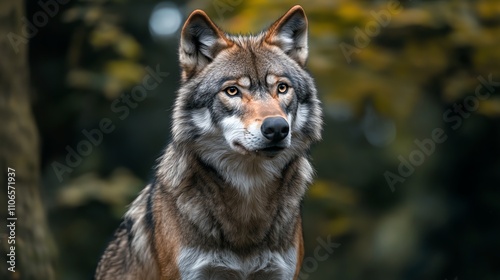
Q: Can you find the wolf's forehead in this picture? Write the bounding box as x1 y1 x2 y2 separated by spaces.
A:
224 36 286 59
217 47 292 85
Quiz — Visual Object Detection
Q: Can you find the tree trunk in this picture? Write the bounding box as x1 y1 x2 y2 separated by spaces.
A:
0 0 57 279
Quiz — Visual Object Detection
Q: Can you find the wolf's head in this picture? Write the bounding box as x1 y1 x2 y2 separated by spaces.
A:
169 6 322 191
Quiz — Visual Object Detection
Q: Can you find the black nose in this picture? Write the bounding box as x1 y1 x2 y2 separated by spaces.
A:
261 117 289 142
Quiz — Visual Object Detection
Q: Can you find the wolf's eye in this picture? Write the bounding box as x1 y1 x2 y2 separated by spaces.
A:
277 83 289 94
225 86 239 96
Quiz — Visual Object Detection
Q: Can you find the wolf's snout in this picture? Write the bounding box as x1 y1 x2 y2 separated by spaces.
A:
261 117 289 142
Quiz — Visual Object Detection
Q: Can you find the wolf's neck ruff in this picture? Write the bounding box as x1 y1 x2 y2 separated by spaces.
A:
95 5 322 280
156 140 313 196
190 144 295 194
157 149 310 247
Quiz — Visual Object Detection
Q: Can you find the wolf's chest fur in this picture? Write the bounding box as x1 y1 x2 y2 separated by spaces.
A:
178 247 297 279
95 5 322 280
169 153 311 248
112 154 308 279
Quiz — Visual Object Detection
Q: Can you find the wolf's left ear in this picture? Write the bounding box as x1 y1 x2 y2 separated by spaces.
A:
179 10 232 80
265 5 309 67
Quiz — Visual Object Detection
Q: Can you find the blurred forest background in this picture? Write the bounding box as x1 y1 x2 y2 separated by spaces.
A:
1 0 499 279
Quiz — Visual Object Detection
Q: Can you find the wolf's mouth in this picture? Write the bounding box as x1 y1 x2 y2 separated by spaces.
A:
232 142 285 157
260 146 285 153
258 146 286 157
232 141 250 155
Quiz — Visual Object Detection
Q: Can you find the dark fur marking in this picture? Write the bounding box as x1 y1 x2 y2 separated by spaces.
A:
145 181 156 232
123 217 134 251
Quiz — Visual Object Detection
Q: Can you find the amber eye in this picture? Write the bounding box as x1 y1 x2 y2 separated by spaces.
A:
225 86 239 96
277 83 288 94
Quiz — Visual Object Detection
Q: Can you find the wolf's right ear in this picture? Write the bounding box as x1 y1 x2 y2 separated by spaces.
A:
179 10 232 81
265 5 308 67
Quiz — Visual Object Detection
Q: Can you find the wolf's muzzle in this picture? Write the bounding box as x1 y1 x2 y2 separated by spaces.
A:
261 117 289 143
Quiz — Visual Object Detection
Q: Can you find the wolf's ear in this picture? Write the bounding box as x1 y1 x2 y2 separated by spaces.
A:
179 10 232 80
265 5 308 67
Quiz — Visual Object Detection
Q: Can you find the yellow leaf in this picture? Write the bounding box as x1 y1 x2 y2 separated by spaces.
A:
105 60 145 85
478 98 500 117
308 180 358 207
327 216 352 237
114 35 142 59
90 23 120 48
337 2 366 22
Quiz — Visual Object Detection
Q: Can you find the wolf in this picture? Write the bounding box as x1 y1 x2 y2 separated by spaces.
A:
95 5 322 280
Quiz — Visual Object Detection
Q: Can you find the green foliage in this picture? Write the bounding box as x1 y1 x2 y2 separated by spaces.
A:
63 0 144 99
